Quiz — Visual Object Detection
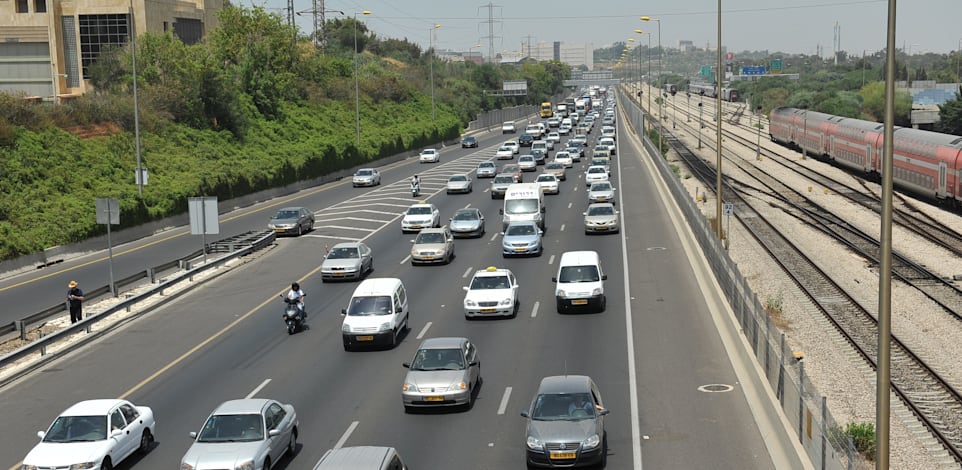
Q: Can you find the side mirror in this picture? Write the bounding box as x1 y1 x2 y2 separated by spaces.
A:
340 308 347 315
520 411 529 418
402 362 410 368
463 286 470 292
599 408 610 416
582 212 587 216
37 431 45 439
551 277 558 282
538 230 544 236
110 429 123 438
268 429 281 437
499 208 504 215
189 431 198 439
410 240 415 243
469 361 480 367
602 274 608 281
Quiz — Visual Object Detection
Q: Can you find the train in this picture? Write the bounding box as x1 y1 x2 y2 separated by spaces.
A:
688 82 740 102
663 83 678 94
769 107 962 205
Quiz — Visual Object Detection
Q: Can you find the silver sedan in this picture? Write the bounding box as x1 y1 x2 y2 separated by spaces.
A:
583 203 620 234
446 174 473 194
402 337 481 411
321 242 373 282
181 398 298 470
587 182 616 204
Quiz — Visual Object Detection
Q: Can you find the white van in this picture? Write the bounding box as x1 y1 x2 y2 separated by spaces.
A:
553 251 607 313
501 183 545 230
341 278 409 350
524 124 544 139
313 446 407 469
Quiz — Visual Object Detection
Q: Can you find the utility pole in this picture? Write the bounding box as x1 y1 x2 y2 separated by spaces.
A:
523 35 535 58
478 3 502 63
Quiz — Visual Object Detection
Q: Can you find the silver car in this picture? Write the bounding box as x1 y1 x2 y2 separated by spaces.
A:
352 168 380 187
490 175 515 199
543 162 567 181
401 337 481 411
410 226 455 265
518 155 537 172
477 161 497 178
501 221 543 257
583 203 620 234
450 208 485 238
181 398 299 470
521 375 608 468
321 242 373 282
268 207 314 237
446 174 473 194
587 182 616 204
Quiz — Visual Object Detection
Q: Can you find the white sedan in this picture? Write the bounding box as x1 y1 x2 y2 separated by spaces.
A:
419 148 440 163
463 266 520 318
585 165 610 186
546 132 561 145
535 173 560 195
23 399 156 470
495 146 514 160
503 140 521 154
554 152 573 168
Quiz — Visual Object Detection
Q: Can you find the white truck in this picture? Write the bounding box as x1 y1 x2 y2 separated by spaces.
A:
556 103 568 117
501 183 545 230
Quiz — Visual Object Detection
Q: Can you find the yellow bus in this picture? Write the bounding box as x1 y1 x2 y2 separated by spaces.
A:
540 102 553 118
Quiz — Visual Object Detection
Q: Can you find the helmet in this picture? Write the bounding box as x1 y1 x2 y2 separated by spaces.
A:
291 282 300 291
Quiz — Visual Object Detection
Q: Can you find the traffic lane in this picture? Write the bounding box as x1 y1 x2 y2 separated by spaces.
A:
617 135 775 468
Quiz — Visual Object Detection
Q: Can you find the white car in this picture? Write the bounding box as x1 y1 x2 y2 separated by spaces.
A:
401 202 440 232
463 266 520 318
419 148 440 163
585 165 610 186
518 155 538 172
503 140 520 154
601 126 616 139
496 146 514 159
546 132 561 145
554 152 573 168
23 399 156 470
446 174 473 194
502 121 517 134
558 125 572 135
599 137 616 154
536 173 560 195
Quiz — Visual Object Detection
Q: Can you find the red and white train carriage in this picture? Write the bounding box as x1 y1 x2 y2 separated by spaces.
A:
770 107 962 205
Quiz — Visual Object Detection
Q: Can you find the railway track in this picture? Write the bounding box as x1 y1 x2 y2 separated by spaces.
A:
660 130 962 465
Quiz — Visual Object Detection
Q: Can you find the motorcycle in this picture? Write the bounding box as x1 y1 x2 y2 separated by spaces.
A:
280 295 305 334
411 182 420 197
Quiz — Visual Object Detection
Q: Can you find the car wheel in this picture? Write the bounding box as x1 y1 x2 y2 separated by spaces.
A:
138 429 154 453
390 327 398 348
512 300 519 317
599 296 607 313
287 429 297 455
296 225 302 236
264 458 271 470
309 220 314 231
101 458 113 470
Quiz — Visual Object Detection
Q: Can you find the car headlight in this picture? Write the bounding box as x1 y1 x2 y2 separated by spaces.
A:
378 322 392 333
447 381 467 391
499 297 513 306
234 460 254 470
268 224 276 229
341 323 351 333
556 289 566 297
180 463 194 470
22 466 38 470
402 383 419 392
592 288 603 296
526 435 543 450
465 298 477 307
582 434 601 449
69 463 96 470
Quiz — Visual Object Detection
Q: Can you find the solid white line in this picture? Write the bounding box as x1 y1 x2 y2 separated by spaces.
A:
548 254 555 265
246 379 271 399
400 255 412 265
416 321 433 340
462 267 474 278
334 421 359 449
497 387 513 415
531 301 540 318
560 224 566 232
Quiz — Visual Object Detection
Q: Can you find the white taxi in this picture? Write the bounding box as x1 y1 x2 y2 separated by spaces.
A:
463 267 520 318
401 202 440 233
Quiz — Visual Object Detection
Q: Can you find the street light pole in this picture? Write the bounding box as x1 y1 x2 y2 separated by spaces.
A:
686 92 691 122
130 0 143 195
353 10 371 146
698 100 703 149
430 23 440 120
641 16 662 154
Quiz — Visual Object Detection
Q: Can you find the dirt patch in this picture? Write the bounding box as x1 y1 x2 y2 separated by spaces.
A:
64 122 123 139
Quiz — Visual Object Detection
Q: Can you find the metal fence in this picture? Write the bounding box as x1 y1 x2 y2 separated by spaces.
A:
465 104 538 133
619 89 868 470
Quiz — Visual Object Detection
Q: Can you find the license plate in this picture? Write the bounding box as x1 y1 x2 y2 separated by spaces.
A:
550 452 577 459
596 225 607 230
514 248 527 252
425 396 444 402
333 272 344 277
480 308 496 313
356 335 374 341
572 299 588 305
422 255 434 260
411 225 422 229
276 229 286 233
598 197 607 201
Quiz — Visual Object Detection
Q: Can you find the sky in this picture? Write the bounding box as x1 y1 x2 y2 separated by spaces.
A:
241 0 962 58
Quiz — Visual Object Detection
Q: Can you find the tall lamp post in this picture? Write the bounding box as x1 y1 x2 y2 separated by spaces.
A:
634 29 650 131
641 16 663 154
698 99 704 149
353 10 372 145
429 23 441 120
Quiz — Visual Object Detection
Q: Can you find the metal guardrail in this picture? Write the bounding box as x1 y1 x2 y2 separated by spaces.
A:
0 230 275 379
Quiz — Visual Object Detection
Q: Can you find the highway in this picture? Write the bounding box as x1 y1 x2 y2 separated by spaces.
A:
1 100 778 469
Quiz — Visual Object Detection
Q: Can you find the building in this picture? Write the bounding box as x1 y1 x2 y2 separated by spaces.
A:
678 40 695 52
1 0 223 99
524 41 593 70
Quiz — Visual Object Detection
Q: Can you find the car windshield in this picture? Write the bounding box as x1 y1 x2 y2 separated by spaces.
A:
520 157 533 162
505 200 539 215
407 207 432 215
422 149 436 155
273 210 299 219
505 223 538 236
494 177 515 184
556 153 570 158
452 211 479 221
531 393 595 421
504 166 519 173
546 164 562 170
449 176 467 182
347 296 393 316
356 170 373 176
499 147 511 152
591 183 612 191
588 206 615 216
470 275 510 289
416 232 446 244
537 175 555 182
558 265 600 283
588 167 606 174
42 416 106 442
480 163 494 168
328 247 359 259
197 414 264 442
409 348 465 371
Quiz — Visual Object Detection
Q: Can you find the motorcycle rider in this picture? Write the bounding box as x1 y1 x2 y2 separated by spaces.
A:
285 282 307 321
411 174 420 196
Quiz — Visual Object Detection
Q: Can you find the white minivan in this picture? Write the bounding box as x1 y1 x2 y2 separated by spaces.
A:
341 278 409 350
553 251 607 313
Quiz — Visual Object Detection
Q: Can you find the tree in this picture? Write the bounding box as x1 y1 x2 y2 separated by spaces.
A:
937 87 962 136
859 81 912 125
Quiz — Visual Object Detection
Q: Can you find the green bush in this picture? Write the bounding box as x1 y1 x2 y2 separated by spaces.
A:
844 422 876 460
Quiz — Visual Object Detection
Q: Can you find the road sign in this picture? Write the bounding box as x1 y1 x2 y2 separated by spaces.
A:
726 52 733 60
701 65 712 78
741 66 766 75
188 197 219 235
95 198 120 225
723 202 734 217
770 59 782 74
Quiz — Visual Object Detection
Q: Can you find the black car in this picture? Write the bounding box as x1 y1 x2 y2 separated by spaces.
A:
530 148 547 165
518 134 535 147
461 136 478 148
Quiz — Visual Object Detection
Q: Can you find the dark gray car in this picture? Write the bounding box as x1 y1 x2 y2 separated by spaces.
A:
521 375 608 468
269 207 314 236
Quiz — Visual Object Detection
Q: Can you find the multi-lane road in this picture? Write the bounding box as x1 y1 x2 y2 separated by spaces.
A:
1 100 783 469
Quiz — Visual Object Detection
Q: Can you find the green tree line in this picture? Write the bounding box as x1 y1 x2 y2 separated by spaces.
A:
0 6 570 261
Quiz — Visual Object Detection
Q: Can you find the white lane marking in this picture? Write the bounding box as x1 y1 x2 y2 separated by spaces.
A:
334 421 359 449
568 202 572 209
416 322 433 339
463 203 472 209
246 379 271 399
531 301 540 318
462 267 474 278
316 225 376 232
560 224 566 232
323 216 392 224
484 188 491 193
497 387 513 415
489 232 499 242
400 255 412 265
548 254 555 265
